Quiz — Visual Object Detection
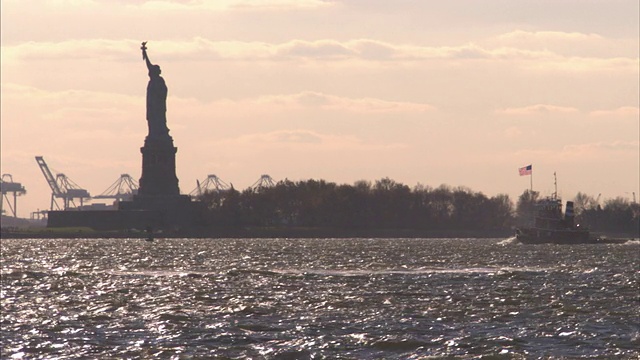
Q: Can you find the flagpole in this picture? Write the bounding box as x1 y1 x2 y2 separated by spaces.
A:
530 164 533 193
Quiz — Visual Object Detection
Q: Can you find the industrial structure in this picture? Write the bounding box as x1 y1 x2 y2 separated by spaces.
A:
93 174 139 202
31 210 48 220
35 156 91 210
251 174 276 191
189 174 230 197
0 174 27 218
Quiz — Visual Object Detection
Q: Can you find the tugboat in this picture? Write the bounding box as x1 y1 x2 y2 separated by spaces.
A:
515 196 592 244
515 174 629 244
515 172 619 244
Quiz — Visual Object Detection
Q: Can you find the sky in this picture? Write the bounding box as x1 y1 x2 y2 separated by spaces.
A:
1 0 639 218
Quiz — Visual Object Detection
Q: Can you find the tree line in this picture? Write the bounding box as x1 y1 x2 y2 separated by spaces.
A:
198 178 639 236
572 192 639 235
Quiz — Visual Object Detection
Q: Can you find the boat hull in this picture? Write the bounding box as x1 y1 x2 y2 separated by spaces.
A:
516 227 592 244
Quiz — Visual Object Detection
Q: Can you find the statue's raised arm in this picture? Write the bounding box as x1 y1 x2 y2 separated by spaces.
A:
141 41 153 71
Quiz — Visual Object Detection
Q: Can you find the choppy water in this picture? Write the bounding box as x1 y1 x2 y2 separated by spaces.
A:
1 237 638 359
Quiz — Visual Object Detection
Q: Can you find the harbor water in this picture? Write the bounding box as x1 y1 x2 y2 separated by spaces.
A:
1 237 639 359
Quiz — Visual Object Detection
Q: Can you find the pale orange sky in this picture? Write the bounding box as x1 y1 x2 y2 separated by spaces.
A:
1 0 639 218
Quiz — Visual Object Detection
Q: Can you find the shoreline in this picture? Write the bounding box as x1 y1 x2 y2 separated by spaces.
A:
1 227 514 239
2 226 636 241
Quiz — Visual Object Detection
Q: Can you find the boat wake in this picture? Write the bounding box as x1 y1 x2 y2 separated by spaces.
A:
619 238 640 245
497 236 518 245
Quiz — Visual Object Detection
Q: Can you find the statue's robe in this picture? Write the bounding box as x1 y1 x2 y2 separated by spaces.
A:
146 75 169 138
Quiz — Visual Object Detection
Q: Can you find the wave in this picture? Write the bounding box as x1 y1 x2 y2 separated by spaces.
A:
0 270 49 280
104 265 550 279
269 266 548 277
108 269 211 278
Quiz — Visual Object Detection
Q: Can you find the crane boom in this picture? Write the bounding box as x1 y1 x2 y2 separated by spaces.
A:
35 156 90 210
35 156 63 196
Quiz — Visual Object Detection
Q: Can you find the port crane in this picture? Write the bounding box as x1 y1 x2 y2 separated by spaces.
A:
35 156 91 210
189 174 230 197
251 174 276 191
0 174 26 218
93 174 138 201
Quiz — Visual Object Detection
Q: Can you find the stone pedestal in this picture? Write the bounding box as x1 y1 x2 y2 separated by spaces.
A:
115 135 206 230
138 135 180 196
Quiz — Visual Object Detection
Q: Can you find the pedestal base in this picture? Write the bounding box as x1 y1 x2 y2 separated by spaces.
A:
118 194 206 230
138 135 180 197
46 195 205 232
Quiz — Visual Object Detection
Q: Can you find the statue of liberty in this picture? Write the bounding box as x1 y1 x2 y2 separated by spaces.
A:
141 42 170 139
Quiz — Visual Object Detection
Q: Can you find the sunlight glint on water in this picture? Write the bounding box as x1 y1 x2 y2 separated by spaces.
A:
2 238 638 358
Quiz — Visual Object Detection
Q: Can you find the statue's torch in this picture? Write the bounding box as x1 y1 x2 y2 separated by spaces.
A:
141 41 148 60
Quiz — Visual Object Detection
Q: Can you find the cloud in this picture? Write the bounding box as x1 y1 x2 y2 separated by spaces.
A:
503 127 523 139
522 56 638 73
126 0 334 11
589 106 640 118
221 129 406 151
1 39 135 63
36 0 97 6
491 29 639 61
2 83 138 107
562 141 639 155
514 141 639 161
235 130 326 145
1 84 434 146
277 40 353 59
258 92 435 113
497 30 605 44
3 35 637 74
1 83 140 125
171 91 435 119
496 104 580 116
350 40 397 60
27 0 335 11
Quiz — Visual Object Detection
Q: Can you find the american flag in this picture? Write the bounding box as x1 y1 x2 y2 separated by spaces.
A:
519 164 532 176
